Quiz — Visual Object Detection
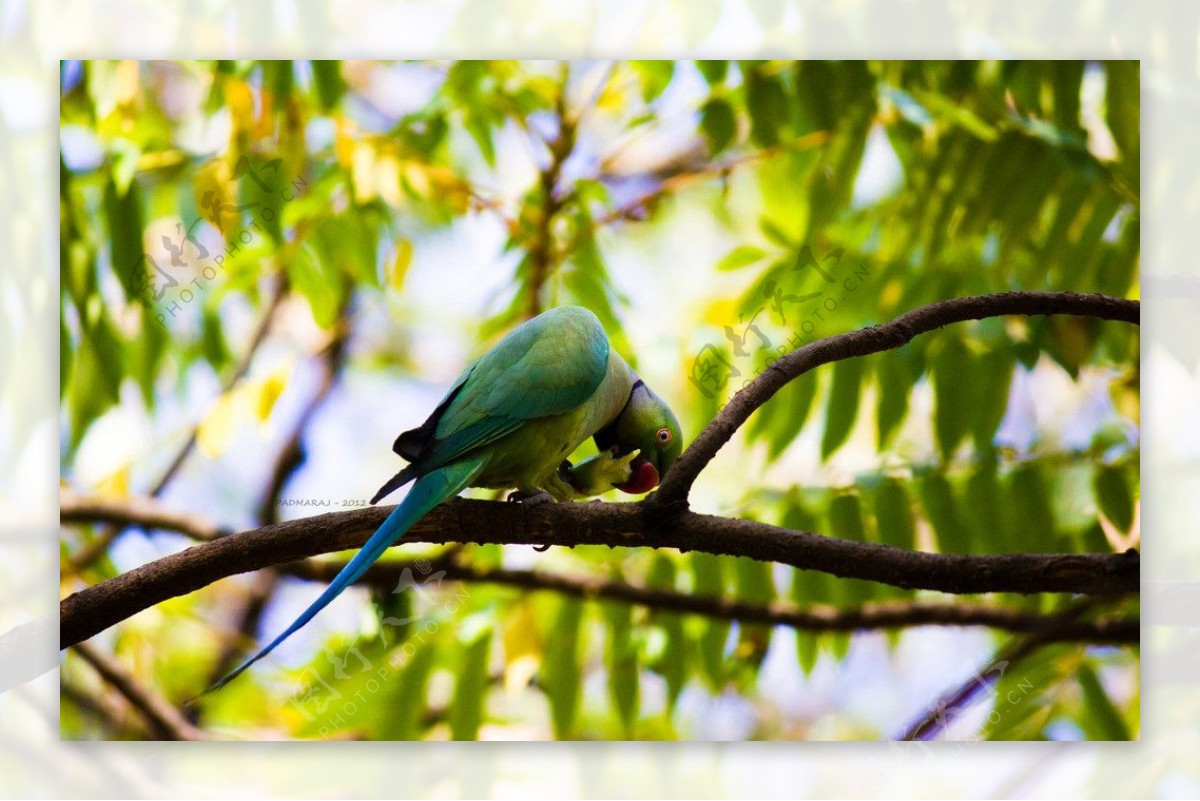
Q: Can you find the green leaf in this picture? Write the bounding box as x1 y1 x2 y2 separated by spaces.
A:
1094 463 1134 533
821 358 864 460
715 244 765 273
262 60 294 99
69 311 124 449
875 352 917 449
918 473 969 554
288 244 342 328
235 152 286 245
310 60 345 110
748 371 819 460
932 335 972 462
970 346 1015 451
700 97 737 156
449 624 493 740
1007 464 1058 552
873 479 915 552
733 557 774 679
541 597 584 739
129 311 167 407
744 64 789 147
1105 61 1139 169
690 552 729 691
379 639 438 740
964 461 1010 553
103 174 145 302
644 554 687 713
631 60 674 103
603 601 639 737
464 115 497 166
696 60 728 85
1077 661 1131 740
59 315 73 400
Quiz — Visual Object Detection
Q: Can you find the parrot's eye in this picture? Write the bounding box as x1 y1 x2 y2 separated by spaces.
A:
656 427 672 445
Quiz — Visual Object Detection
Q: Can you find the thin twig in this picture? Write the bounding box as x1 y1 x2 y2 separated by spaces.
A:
284 557 1137 642
206 316 351 687
898 599 1105 741
72 642 207 741
524 63 576 320
66 275 288 571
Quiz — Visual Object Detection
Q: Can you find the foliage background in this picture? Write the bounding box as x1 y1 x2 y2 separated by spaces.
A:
56 58 1140 742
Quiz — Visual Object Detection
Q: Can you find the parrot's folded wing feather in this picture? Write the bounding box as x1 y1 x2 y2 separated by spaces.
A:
415 307 612 470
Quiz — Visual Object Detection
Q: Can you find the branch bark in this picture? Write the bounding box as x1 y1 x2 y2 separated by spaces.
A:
651 290 1140 509
60 494 1139 649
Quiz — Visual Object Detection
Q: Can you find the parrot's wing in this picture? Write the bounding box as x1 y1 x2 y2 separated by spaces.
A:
413 307 611 470
392 361 476 460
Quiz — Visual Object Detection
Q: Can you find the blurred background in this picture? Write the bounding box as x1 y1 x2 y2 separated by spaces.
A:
56 58 1140 742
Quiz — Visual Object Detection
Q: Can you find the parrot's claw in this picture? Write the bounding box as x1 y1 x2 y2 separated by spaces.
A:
507 489 555 506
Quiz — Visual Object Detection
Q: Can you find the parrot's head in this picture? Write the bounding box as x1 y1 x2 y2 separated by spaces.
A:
595 379 683 494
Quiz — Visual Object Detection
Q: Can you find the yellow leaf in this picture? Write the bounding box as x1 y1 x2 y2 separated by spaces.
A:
502 601 542 693
197 392 239 458
95 463 131 497
376 151 403 208
352 141 377 203
388 239 414 289
703 298 740 327
334 116 357 169
224 77 256 155
193 158 236 238
251 364 289 422
399 161 431 197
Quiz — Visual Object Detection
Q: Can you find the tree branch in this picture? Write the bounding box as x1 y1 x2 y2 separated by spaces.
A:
60 494 1138 649
524 64 576 320
66 275 288 570
71 642 207 741
206 319 350 687
284 557 1137 642
651 290 1140 510
898 599 1110 741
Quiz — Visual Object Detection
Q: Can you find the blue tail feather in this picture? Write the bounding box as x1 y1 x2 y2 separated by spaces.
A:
201 457 484 696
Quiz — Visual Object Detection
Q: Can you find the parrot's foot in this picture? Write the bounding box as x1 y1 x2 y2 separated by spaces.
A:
565 448 640 496
507 489 555 506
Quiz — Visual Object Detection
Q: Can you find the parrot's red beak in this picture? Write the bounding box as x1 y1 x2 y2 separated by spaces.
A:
616 454 659 494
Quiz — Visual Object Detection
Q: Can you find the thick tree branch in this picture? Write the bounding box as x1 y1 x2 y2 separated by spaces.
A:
284 557 1137 642
60 495 1139 648
651 290 1140 509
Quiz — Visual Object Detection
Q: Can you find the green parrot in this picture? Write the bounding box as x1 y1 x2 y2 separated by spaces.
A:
207 305 682 691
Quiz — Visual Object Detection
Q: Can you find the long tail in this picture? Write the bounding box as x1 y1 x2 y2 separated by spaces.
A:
202 457 485 695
